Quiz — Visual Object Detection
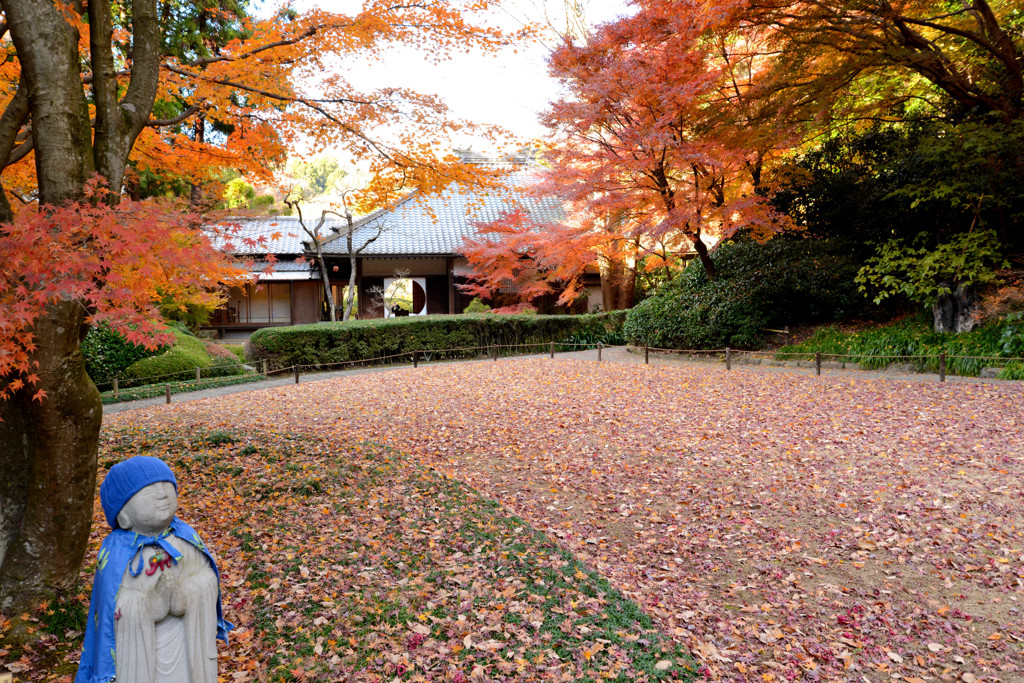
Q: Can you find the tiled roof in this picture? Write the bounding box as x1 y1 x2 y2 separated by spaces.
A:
220 166 563 259
248 258 310 271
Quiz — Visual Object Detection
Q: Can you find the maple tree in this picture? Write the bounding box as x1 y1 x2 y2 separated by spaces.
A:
743 0 1024 122
466 0 1024 313
0 0 526 615
462 0 794 311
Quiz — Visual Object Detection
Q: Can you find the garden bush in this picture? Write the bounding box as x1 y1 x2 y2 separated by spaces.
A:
778 313 1024 379
122 327 245 385
82 324 169 384
246 311 627 369
463 297 492 313
623 238 865 349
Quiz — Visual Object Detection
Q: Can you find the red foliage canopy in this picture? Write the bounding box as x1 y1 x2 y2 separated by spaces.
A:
0 181 256 400
462 0 796 310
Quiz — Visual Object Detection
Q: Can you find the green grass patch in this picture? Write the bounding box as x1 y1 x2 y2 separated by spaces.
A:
224 344 247 361
99 372 266 404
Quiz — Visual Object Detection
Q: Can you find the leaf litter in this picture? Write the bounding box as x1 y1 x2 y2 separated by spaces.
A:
7 358 1022 681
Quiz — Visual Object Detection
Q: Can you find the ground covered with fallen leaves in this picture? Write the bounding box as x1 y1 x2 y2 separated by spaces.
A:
7 358 1024 681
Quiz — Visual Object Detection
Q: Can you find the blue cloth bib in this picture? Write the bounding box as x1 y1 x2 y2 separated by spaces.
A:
74 517 233 683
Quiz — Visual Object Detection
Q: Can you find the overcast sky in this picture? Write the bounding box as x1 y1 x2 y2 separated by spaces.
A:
289 0 633 151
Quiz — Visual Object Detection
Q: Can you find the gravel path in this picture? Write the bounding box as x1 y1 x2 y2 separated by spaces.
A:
103 345 1018 415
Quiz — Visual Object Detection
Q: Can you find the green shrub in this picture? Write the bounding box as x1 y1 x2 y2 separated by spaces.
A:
464 297 492 313
156 292 220 331
623 238 865 349
778 313 1024 376
558 325 626 350
246 312 627 369
223 344 246 361
856 229 1007 306
82 324 169 384
124 327 245 384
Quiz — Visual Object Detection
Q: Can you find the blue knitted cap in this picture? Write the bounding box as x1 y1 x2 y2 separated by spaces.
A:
100 456 178 529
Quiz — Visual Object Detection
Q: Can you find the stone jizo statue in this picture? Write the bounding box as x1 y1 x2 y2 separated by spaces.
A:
76 456 232 683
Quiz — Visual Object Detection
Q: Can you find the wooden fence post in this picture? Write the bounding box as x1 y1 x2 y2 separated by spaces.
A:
262 359 268 375
645 345 649 365
295 367 300 384
550 341 554 359
113 378 119 399
196 367 201 381
493 344 498 361
725 347 731 371
413 350 418 368
815 352 821 376
165 386 171 404
598 343 602 362
940 352 946 382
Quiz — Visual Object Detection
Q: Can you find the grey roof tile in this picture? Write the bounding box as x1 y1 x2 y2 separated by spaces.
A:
218 167 562 259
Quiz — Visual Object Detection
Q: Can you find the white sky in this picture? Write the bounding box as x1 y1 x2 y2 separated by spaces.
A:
287 0 634 152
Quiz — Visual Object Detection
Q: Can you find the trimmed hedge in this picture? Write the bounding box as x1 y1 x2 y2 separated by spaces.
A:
246 312 628 369
623 238 865 350
82 325 168 384
123 328 245 384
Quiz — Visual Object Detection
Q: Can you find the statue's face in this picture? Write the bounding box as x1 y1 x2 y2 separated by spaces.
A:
117 481 177 536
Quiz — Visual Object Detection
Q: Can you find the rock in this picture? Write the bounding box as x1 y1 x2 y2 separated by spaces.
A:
887 363 918 373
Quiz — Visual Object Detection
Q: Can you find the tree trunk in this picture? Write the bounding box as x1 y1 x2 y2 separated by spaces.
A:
0 300 102 614
5 0 94 202
692 236 716 280
598 253 638 311
345 249 358 322
0 0 106 616
599 255 620 312
190 118 206 207
617 259 637 310
313 247 336 322
932 282 979 333
343 215 362 322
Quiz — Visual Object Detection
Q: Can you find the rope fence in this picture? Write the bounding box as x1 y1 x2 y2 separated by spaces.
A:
635 345 1024 380
95 359 263 398
103 340 1024 405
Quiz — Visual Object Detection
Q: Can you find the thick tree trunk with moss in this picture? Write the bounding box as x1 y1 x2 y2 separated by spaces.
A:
0 0 159 615
0 301 102 613
0 0 100 615
933 282 979 333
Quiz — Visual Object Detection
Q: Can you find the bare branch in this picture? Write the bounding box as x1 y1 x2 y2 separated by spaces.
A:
146 104 204 127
